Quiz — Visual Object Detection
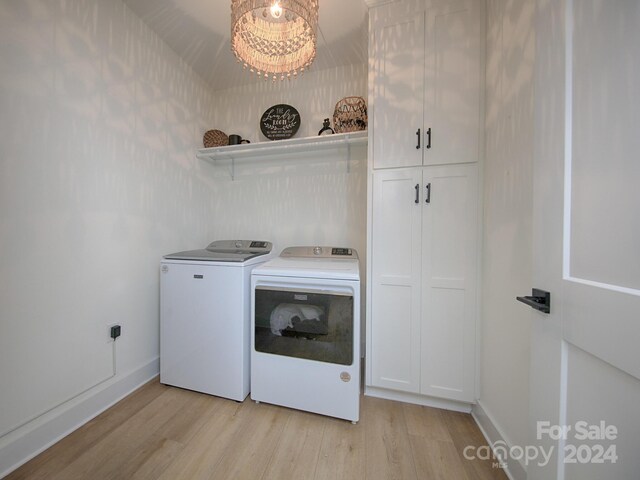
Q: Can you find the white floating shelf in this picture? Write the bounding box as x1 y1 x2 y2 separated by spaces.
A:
196 131 367 163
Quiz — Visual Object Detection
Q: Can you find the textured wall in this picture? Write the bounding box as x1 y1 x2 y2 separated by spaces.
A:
0 0 217 443
479 0 535 466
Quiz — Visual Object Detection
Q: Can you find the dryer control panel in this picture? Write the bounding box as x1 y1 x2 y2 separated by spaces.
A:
281 246 358 260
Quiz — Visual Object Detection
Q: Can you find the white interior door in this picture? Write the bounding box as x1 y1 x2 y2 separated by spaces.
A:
529 1 640 478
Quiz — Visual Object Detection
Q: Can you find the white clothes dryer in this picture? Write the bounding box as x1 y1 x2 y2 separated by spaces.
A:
251 246 361 422
160 240 272 401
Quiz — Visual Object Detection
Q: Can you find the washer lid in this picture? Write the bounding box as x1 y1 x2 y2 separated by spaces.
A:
164 240 272 262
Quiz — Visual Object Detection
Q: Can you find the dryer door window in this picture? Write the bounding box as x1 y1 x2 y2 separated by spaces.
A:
254 287 354 366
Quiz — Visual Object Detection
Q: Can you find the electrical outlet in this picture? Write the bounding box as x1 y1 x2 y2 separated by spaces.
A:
110 324 121 340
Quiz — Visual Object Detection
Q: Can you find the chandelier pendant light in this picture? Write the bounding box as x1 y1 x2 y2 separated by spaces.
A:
231 0 319 81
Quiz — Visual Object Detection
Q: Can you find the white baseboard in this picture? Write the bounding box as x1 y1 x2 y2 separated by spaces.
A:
0 357 159 479
364 386 473 413
472 401 527 480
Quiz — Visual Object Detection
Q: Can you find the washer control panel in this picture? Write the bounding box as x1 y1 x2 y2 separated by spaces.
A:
205 240 272 254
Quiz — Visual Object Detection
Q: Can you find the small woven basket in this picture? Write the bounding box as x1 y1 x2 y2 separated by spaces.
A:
333 96 368 133
203 129 228 148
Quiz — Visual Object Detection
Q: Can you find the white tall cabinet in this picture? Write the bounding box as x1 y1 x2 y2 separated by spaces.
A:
366 0 483 409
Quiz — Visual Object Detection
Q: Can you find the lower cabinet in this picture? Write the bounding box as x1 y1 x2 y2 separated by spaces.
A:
369 163 478 403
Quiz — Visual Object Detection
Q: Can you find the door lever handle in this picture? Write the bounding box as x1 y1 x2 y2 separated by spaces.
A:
516 288 551 314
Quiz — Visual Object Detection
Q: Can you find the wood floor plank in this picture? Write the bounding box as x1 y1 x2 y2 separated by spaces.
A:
363 396 418 480
261 410 326 480
128 435 184 480
409 434 471 480
402 402 453 442
207 400 291 480
152 387 221 445
442 410 509 480
313 416 366 480
155 397 247 480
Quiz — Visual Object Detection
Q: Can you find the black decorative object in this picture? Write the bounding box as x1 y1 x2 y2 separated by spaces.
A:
260 104 301 140
318 118 334 136
228 134 242 145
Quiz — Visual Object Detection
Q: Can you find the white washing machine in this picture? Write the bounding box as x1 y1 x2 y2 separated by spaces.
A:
251 246 361 422
160 240 272 401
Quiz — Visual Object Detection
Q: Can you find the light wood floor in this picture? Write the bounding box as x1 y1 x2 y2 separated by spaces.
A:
7 379 508 480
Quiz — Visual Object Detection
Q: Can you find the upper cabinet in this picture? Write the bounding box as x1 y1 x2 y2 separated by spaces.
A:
371 13 425 168
371 0 482 168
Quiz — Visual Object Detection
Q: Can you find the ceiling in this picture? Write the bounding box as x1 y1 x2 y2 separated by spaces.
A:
122 0 370 91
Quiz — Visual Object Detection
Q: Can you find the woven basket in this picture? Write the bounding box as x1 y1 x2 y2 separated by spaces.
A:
333 96 367 133
203 129 228 148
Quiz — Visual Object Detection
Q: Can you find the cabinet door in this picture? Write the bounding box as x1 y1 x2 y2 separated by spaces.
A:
370 168 422 392
372 13 424 169
423 0 482 166
420 163 478 402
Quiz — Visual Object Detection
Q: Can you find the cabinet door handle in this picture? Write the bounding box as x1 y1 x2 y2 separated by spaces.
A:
416 129 421 149
425 183 431 204
415 183 420 204
426 128 432 149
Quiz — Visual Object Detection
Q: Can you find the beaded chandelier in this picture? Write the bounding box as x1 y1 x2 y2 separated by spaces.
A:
231 0 319 81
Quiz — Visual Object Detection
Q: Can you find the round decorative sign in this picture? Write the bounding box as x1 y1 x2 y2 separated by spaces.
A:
260 104 301 140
